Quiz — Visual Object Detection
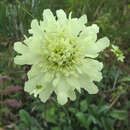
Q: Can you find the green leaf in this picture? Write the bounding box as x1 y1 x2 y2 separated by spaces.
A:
98 105 109 114
110 109 128 120
88 114 97 124
121 76 130 82
51 127 61 130
93 127 98 130
31 126 39 130
43 107 57 124
51 127 60 130
30 117 43 130
69 107 77 114
76 112 88 128
101 117 109 130
19 109 31 128
101 117 115 130
17 123 27 130
80 100 88 112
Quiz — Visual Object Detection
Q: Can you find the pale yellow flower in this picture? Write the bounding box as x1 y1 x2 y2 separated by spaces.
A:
14 9 110 105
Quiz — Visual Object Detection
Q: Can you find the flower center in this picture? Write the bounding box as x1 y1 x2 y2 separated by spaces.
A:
43 38 82 73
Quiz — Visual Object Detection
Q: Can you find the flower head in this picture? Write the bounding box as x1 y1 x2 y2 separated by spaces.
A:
14 9 110 105
111 45 125 62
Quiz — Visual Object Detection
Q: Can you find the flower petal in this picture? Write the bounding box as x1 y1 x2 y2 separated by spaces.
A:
27 64 42 79
66 76 81 92
29 19 42 36
41 9 57 33
14 55 32 65
95 37 110 53
79 74 99 94
24 77 40 93
39 84 53 102
24 72 45 94
78 15 87 25
14 42 28 54
80 24 99 39
14 53 40 65
84 37 110 58
80 59 103 82
43 9 56 23
55 78 76 105
56 9 67 24
85 82 99 94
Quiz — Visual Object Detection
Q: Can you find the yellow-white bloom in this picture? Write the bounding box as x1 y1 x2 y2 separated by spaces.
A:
14 9 110 105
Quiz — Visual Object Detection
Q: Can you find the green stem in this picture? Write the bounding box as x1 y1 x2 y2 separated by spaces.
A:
109 94 120 109
113 69 120 88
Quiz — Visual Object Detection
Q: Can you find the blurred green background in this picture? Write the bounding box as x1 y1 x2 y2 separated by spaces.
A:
0 0 130 130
